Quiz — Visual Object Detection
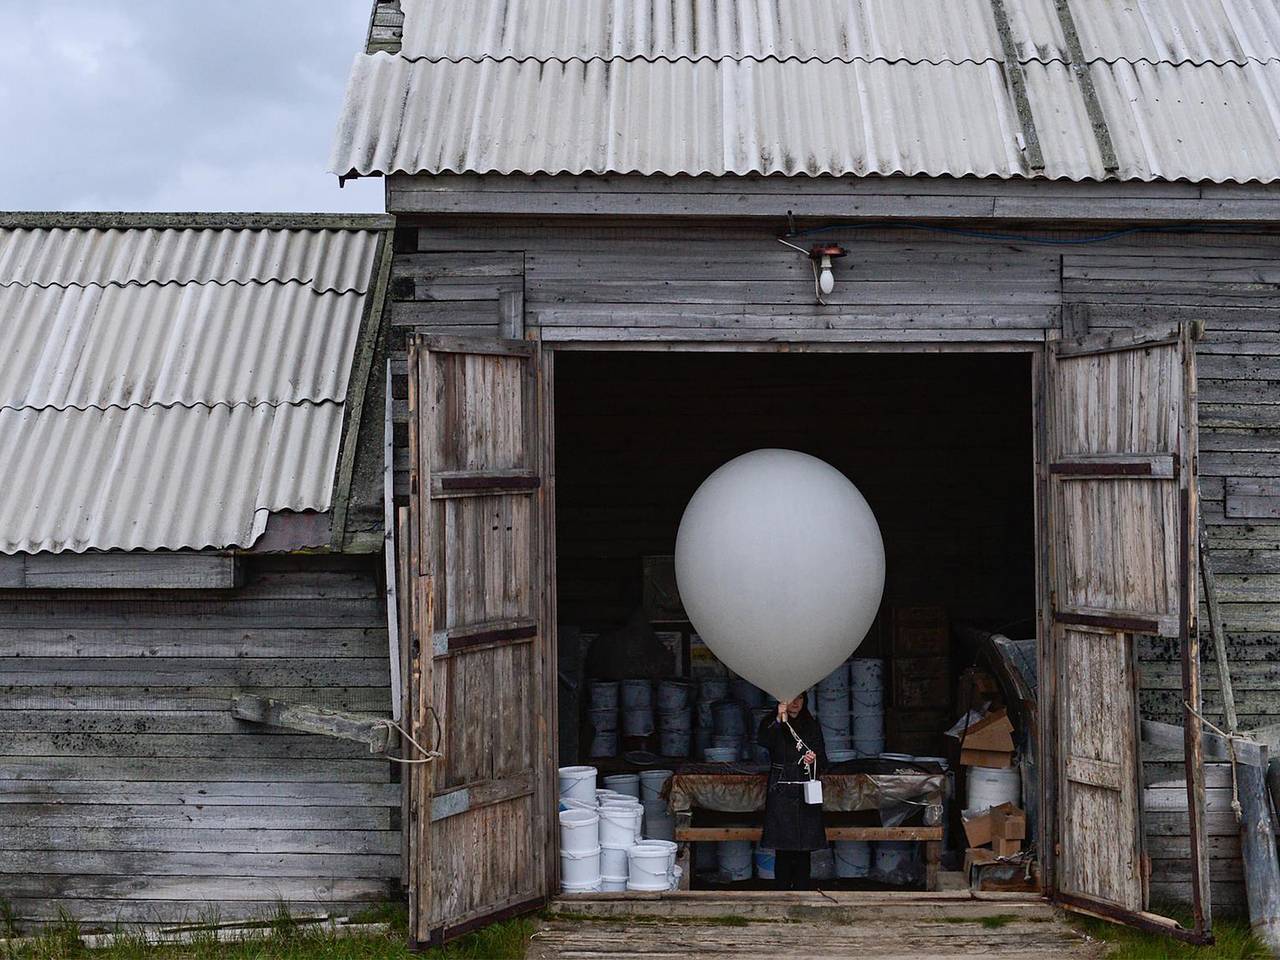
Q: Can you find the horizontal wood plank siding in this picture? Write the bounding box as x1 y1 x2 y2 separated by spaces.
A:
0 555 400 927
382 215 1280 915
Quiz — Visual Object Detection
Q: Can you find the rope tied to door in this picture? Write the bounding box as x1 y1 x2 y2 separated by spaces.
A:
375 708 444 765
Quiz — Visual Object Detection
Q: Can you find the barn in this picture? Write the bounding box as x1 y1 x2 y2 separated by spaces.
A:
5 0 1280 949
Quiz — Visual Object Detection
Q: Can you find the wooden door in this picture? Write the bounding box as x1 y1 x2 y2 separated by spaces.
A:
406 335 550 946
1045 323 1209 941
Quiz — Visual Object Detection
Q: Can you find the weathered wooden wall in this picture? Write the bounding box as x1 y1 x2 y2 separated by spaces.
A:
0 555 399 926
381 211 1280 916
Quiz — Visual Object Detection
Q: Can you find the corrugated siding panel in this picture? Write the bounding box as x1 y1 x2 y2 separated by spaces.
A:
0 403 343 554
0 283 365 411
0 228 379 294
332 54 1030 177
397 0 1007 64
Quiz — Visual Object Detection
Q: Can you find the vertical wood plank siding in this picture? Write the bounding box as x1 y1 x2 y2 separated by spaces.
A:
386 217 1277 916
0 556 398 926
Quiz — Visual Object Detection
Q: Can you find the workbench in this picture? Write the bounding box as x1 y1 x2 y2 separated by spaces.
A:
667 759 948 890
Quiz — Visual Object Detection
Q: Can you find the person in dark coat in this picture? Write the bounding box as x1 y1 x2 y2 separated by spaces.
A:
757 694 827 890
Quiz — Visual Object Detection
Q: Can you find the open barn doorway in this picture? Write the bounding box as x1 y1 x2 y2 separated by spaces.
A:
552 349 1038 894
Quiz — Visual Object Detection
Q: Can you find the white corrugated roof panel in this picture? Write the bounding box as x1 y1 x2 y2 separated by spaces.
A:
333 54 1029 178
0 227 378 293
333 0 1280 183
0 403 343 555
397 0 1008 64
0 282 364 411
0 222 385 554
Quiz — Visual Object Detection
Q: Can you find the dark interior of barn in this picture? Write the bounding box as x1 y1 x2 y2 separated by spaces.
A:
553 350 1039 891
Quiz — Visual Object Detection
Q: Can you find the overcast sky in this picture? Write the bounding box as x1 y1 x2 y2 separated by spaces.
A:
0 1 383 212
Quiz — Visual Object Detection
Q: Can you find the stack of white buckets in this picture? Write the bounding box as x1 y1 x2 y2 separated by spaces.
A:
557 765 680 893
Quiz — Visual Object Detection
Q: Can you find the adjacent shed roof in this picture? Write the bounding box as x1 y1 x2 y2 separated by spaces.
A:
0 218 388 555
332 0 1280 182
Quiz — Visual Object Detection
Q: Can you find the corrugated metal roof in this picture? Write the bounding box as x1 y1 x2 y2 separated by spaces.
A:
1013 0 1280 67
0 227 378 293
332 0 1280 182
396 0 1009 64
0 282 364 411
0 403 342 555
333 54 1026 178
0 224 384 554
1027 59 1280 182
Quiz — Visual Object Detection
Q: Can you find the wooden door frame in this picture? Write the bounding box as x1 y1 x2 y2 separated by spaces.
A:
540 334 1051 890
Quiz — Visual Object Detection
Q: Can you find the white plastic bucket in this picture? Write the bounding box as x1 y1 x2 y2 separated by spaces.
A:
712 701 747 737
590 707 619 732
657 679 693 712
599 802 642 847
850 659 884 694
811 846 836 880
754 845 776 879
827 748 858 763
561 845 602 886
639 769 673 801
731 677 765 708
558 765 598 802
589 680 620 710
603 773 641 798
818 665 850 699
595 788 622 804
588 730 619 758
874 841 915 884
561 878 602 894
658 727 690 757
718 840 753 881
852 712 884 739
818 715 850 740
853 736 885 757
559 808 600 853
627 843 672 890
967 765 1020 813
703 746 738 762
699 678 729 702
636 839 677 881
622 704 654 737
621 679 653 708
560 797 596 812
600 844 630 877
834 840 871 878
600 875 627 892
643 803 674 841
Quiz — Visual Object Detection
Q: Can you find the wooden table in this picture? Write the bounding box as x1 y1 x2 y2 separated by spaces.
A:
667 764 948 890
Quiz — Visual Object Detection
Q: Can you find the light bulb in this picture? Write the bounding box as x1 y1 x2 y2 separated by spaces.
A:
818 255 835 295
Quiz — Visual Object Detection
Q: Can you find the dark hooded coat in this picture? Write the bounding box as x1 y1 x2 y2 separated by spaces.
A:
757 706 828 851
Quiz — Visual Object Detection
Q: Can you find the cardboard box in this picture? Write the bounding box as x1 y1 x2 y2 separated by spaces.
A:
961 802 1024 848
992 804 1026 842
962 708 1015 752
992 836 1022 858
964 847 997 872
960 747 1013 768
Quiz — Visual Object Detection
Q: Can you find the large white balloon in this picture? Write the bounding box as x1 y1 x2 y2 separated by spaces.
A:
674 449 885 702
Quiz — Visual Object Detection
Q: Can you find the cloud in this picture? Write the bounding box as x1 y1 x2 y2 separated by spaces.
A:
0 0 383 212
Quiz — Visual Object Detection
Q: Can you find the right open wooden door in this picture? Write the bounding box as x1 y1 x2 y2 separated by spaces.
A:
1045 322 1211 942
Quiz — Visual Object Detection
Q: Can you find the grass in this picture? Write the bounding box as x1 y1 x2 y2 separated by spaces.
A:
0 902 534 960
978 915 1019 929
1071 910 1268 959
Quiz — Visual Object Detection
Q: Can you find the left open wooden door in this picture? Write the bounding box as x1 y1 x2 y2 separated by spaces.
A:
405 334 551 946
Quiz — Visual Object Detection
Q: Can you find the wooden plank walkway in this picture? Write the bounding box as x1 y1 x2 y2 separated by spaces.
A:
529 916 1102 959
532 893 1103 958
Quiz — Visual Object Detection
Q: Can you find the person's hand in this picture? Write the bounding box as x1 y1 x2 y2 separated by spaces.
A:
776 702 788 722
803 750 817 766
